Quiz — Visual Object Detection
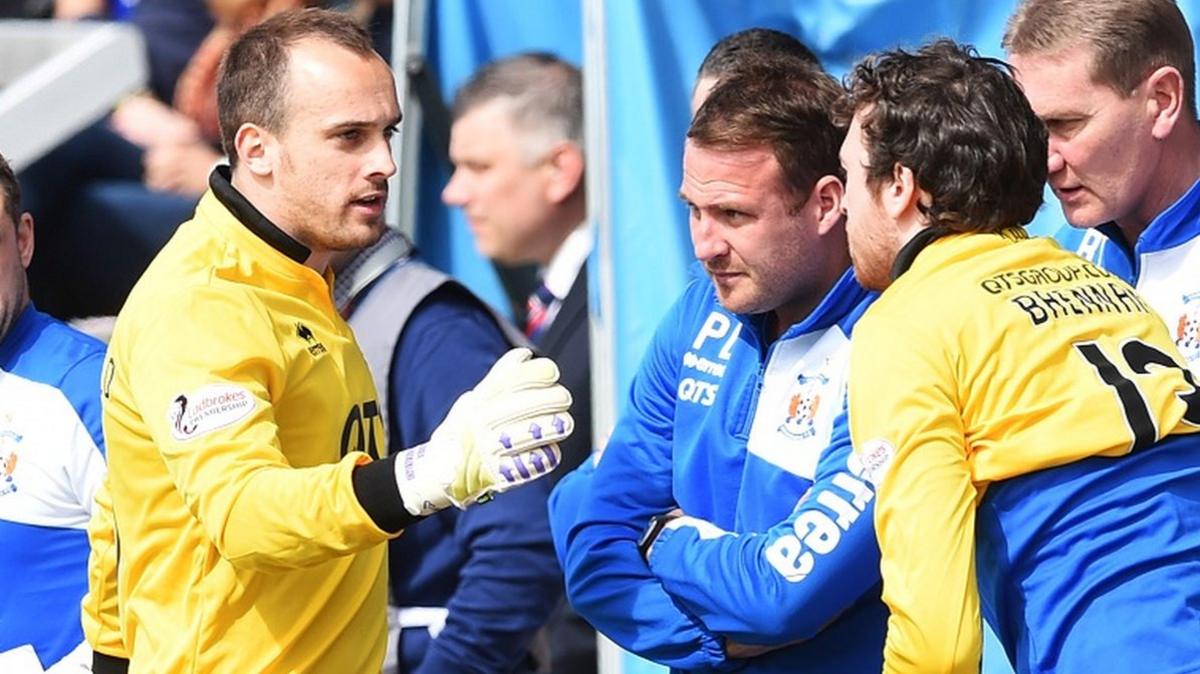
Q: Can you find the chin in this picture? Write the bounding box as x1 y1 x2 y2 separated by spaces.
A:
714 291 761 316
318 222 386 253
1063 211 1107 230
852 266 889 292
354 223 387 249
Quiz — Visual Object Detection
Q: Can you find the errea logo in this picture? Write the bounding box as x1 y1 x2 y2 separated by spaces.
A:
762 443 891 583
296 322 327 356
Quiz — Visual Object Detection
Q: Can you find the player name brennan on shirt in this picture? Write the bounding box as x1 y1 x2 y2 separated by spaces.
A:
975 259 1154 327
1009 282 1153 326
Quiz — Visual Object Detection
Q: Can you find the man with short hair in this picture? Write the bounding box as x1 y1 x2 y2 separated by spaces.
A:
442 53 592 480
0 152 107 673
90 9 572 672
839 39 1200 673
442 52 595 674
555 52 888 672
689 27 819 114
1004 0 1200 372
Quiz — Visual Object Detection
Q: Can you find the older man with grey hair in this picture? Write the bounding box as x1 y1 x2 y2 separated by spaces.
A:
442 52 595 673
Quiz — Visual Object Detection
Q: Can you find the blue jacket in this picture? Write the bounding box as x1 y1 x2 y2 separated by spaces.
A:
386 283 561 674
0 305 106 669
1054 176 1200 372
551 270 888 672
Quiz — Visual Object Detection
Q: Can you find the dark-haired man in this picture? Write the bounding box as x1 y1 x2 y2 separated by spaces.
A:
0 152 107 673
1005 0 1200 374
689 27 820 114
89 9 572 673
840 39 1200 673
555 49 888 672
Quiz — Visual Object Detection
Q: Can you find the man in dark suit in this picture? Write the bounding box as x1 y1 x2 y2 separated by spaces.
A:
442 52 595 674
442 52 591 485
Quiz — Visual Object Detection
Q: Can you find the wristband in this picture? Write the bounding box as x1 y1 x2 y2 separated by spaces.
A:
637 511 682 561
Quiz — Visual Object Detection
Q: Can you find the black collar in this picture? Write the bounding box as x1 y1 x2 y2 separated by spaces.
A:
209 166 311 264
890 227 951 281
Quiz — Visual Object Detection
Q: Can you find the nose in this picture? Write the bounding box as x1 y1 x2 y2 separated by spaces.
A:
690 215 729 262
442 170 467 207
1047 139 1065 175
368 137 397 180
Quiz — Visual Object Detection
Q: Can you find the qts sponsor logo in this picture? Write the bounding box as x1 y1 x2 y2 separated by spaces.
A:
340 401 383 459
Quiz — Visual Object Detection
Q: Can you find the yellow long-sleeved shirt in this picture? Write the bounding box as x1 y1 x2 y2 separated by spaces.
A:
848 229 1200 673
94 175 400 672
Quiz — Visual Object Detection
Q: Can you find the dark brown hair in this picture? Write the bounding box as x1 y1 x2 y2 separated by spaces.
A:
217 8 377 166
688 55 845 210
843 39 1047 234
697 28 820 81
0 153 20 227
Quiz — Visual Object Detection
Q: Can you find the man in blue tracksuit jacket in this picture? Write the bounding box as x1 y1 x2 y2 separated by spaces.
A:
551 57 888 672
1005 0 1200 375
0 153 108 672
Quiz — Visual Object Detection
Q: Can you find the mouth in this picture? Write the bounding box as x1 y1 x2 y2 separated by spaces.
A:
350 189 387 213
1052 183 1086 202
706 268 744 284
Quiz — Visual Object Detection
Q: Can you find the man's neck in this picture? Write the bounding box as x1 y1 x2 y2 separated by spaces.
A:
769 252 851 342
229 168 328 273
1117 121 1200 246
0 296 31 346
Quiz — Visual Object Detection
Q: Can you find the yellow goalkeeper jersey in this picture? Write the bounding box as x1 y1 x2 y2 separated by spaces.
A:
848 229 1200 673
98 177 395 672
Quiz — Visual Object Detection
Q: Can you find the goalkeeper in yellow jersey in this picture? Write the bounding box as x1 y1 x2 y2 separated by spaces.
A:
839 39 1200 674
83 9 572 674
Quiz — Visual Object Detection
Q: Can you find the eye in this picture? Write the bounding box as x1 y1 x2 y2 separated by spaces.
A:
722 209 746 223
337 128 364 143
1045 117 1085 139
383 125 399 142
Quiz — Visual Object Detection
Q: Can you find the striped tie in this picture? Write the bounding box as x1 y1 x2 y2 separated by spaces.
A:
525 283 557 339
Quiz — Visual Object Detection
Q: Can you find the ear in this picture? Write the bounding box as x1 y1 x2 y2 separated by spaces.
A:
543 141 585 205
880 162 920 221
810 175 845 235
16 213 34 270
1145 65 1186 140
234 123 276 177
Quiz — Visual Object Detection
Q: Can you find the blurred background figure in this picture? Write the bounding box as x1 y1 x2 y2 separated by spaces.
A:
442 52 596 674
335 231 563 674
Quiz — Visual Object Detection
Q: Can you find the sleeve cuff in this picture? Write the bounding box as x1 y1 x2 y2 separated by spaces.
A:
351 454 423 534
93 652 130 674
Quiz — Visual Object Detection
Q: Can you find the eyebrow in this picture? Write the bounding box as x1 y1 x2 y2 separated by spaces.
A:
327 113 404 133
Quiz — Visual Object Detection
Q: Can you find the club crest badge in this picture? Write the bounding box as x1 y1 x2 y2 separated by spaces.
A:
1 451 17 497
1176 291 1200 366
778 373 829 440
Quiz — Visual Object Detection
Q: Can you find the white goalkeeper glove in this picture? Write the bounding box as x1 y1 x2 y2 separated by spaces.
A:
394 347 574 516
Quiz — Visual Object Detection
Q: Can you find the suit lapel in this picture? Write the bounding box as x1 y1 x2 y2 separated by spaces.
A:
537 264 587 355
